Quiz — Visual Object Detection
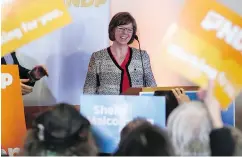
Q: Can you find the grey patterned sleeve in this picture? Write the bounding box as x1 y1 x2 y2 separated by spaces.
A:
142 51 157 87
83 53 98 94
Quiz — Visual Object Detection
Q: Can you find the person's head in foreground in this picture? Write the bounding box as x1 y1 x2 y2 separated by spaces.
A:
109 12 137 45
167 101 213 156
23 103 98 156
120 117 152 144
114 121 174 156
227 126 242 156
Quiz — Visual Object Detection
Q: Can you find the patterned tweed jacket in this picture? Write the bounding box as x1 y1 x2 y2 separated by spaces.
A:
83 47 157 95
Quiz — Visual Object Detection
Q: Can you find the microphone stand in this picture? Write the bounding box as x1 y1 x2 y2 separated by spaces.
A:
134 35 146 87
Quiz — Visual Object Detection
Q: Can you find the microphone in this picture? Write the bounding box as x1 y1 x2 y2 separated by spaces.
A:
134 35 146 87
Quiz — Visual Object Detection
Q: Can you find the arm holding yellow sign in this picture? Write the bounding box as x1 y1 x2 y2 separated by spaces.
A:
1 52 48 95
197 81 236 156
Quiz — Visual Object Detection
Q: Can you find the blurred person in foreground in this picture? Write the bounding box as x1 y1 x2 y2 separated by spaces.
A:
167 101 213 156
1 52 48 95
168 81 235 156
119 117 154 144
23 103 98 156
198 81 240 156
114 118 174 156
228 126 242 155
84 12 156 95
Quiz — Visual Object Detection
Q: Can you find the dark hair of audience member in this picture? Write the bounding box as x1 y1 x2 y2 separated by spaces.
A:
154 90 179 123
114 123 174 156
120 117 152 144
23 103 98 156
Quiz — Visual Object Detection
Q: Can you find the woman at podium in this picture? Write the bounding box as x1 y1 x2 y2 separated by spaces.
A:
83 12 156 95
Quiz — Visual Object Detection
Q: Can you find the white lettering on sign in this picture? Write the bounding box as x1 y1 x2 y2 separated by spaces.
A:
167 44 218 79
1 73 13 89
1 9 65 46
1 29 23 45
201 10 242 52
167 44 236 99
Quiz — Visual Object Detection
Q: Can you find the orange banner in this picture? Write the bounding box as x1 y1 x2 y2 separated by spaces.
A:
1 0 72 56
1 65 27 156
161 0 242 110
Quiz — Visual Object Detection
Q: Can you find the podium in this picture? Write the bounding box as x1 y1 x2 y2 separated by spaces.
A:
80 95 166 153
122 86 200 95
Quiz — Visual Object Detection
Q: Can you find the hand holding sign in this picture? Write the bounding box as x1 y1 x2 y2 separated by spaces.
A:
171 88 191 104
20 79 33 95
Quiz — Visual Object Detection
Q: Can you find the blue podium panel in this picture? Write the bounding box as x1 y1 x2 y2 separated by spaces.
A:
140 91 235 127
80 95 166 153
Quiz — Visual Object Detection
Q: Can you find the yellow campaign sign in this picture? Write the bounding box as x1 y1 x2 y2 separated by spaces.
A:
161 0 242 110
1 65 27 156
1 0 72 56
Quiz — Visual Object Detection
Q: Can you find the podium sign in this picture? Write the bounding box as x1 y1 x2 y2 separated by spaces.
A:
1 65 27 156
161 0 242 110
80 95 166 153
1 0 72 56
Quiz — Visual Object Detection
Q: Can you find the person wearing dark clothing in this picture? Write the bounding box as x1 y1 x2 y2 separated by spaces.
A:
1 52 48 95
2 52 35 86
210 127 235 156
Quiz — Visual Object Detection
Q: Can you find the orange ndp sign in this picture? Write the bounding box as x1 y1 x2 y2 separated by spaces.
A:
1 65 27 156
161 0 242 109
1 0 72 56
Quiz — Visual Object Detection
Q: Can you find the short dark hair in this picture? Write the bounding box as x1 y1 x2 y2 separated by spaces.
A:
114 123 174 156
120 118 151 142
109 12 137 44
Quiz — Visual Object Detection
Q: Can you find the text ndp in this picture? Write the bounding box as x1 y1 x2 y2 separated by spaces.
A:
1 73 13 89
64 0 106 7
201 10 242 52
